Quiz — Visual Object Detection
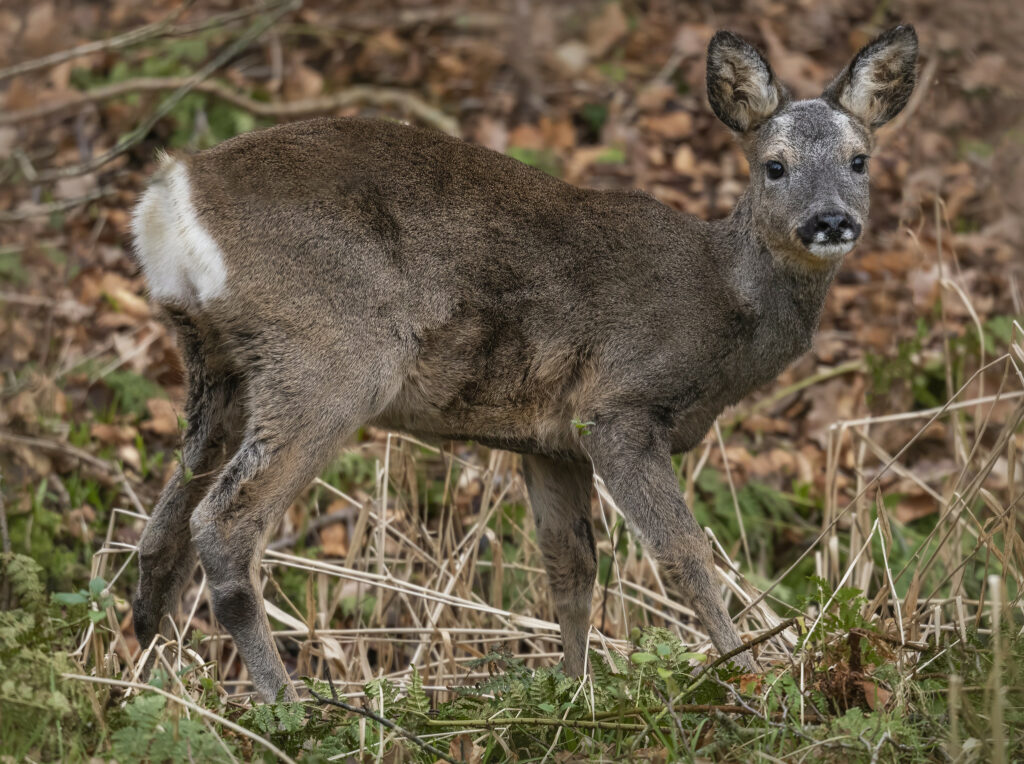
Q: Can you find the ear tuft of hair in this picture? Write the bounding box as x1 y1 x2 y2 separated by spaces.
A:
823 25 918 129
706 31 789 134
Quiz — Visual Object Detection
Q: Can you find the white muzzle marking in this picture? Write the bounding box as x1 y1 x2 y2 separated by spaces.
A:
807 240 856 258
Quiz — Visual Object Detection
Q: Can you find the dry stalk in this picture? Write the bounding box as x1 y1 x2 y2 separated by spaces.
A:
0 0 287 82
62 673 297 764
18 0 299 184
0 77 459 136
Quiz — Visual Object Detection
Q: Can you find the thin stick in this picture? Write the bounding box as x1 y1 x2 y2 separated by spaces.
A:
0 429 118 475
0 186 117 222
26 0 299 183
714 421 752 570
0 0 289 82
0 77 459 136
421 716 676 732
679 617 798 701
309 688 458 764
729 358 863 424
0 468 9 557
0 467 10 609
62 674 298 764
0 1 196 82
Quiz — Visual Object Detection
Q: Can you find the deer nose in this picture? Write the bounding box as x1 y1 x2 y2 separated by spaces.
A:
816 213 850 234
798 210 861 245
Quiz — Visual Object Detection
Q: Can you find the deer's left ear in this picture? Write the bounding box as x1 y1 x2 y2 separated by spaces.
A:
823 25 918 129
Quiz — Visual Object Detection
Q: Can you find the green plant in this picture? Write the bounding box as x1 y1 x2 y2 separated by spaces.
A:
0 553 91 761
572 417 595 435
110 690 238 762
506 146 562 177
101 368 167 420
52 575 115 626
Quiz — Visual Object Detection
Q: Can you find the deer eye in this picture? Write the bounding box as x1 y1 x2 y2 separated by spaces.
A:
851 154 868 173
765 160 785 180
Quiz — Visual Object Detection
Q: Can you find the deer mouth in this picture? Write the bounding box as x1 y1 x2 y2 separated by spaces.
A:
805 240 857 258
796 209 861 259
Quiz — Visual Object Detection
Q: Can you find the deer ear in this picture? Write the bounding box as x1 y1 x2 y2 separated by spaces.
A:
823 25 918 129
706 31 788 133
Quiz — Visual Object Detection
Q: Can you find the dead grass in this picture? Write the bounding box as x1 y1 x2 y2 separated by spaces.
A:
81 321 1023 729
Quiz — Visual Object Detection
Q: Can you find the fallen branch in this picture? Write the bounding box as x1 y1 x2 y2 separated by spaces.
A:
268 506 354 551
22 0 298 184
0 186 117 222
653 617 800 728
730 358 864 425
0 467 10 609
0 429 119 477
325 7 504 33
62 674 297 764
421 715 672 732
0 0 288 82
309 688 458 764
0 77 459 136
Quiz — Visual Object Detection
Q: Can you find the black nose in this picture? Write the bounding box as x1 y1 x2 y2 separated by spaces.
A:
797 210 861 245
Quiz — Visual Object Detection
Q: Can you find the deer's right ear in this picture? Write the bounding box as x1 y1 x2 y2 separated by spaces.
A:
706 31 788 134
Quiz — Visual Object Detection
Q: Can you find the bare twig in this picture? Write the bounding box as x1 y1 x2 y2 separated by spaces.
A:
701 617 797 678
23 0 299 184
328 7 505 33
729 358 863 425
62 674 298 764
0 468 9 558
0 186 117 222
309 688 459 764
0 468 11 609
654 618 800 725
268 507 353 551
0 430 118 475
0 2 194 82
421 714 670 732
0 77 459 136
0 0 289 83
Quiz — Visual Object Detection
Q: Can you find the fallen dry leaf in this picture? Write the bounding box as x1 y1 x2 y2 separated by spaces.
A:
140 398 180 438
449 733 484 763
552 39 589 76
895 493 938 524
586 1 628 58
66 505 97 542
859 679 893 711
642 111 694 140
672 144 698 175
90 422 138 446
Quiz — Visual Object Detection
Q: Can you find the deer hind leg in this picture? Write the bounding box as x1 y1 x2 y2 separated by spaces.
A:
189 356 394 702
522 454 597 676
132 314 243 650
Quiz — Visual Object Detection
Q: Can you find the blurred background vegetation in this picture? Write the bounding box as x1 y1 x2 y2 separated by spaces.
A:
0 0 1022 761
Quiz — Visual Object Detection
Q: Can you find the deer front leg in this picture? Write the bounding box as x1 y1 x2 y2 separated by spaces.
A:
586 418 758 673
522 454 596 676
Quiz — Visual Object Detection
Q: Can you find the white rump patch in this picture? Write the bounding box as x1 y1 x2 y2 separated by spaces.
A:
130 157 227 305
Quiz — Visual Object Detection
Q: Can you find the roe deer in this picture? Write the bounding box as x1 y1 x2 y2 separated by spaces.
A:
130 26 917 701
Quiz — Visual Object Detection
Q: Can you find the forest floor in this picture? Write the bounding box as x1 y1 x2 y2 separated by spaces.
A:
1 0 1023 761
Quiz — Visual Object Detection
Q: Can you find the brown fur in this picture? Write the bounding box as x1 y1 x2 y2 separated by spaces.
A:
131 26 917 701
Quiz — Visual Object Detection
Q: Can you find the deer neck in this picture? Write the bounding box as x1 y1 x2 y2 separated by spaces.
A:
714 191 841 358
